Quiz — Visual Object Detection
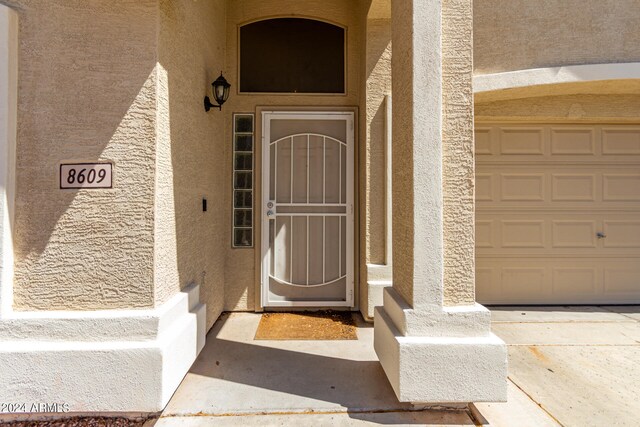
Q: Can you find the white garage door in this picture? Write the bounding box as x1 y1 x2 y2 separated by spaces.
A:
475 123 640 304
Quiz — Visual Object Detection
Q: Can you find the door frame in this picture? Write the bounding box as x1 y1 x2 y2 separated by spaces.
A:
260 110 355 308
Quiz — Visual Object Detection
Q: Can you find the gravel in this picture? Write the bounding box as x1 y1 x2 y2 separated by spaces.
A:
0 416 155 427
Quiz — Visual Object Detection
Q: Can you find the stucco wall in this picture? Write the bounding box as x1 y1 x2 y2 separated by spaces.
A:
474 0 640 74
156 0 226 328
223 0 363 311
476 93 640 122
364 18 391 267
359 13 392 317
0 4 17 315
442 0 475 306
8 0 159 310
369 0 476 307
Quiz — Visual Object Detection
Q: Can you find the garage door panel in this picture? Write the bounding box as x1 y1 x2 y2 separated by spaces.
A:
551 221 597 248
478 259 640 304
476 260 554 304
551 128 596 155
476 268 498 301
477 123 640 304
499 128 545 155
603 221 640 248
475 128 494 155
500 174 545 201
476 220 495 248
552 268 597 297
605 263 640 293
603 174 640 201
551 174 596 201
478 213 639 254
476 174 495 201
502 268 546 295
602 128 640 155
502 220 545 248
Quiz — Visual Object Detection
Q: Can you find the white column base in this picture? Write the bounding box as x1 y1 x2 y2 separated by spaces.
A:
0 284 206 413
362 264 392 320
374 289 508 403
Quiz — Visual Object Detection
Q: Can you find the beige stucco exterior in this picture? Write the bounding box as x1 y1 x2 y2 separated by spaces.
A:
476 93 640 123
473 0 640 74
0 0 638 414
6 0 636 314
156 0 227 327
4 0 228 326
8 0 159 311
441 0 476 306
360 8 392 319
364 18 391 267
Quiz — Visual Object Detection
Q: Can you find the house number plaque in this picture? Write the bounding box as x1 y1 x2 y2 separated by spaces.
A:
60 163 113 189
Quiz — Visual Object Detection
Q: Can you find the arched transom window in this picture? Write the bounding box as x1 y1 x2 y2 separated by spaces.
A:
240 18 346 94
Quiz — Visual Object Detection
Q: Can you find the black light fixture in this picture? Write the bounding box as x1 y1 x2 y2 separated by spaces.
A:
204 73 231 112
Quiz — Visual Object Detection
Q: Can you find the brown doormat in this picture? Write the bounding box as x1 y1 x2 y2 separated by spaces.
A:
254 311 357 340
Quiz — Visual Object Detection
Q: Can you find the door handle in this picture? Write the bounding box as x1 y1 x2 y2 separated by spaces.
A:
267 210 274 217
596 232 606 239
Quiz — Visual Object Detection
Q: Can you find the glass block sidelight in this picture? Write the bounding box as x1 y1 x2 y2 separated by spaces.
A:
232 113 254 247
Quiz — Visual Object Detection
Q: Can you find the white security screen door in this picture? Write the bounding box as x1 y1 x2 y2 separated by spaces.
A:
261 111 354 307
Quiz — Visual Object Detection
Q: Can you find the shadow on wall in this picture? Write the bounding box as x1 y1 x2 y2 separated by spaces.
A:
11 0 159 311
159 0 226 328
9 0 227 320
365 16 391 266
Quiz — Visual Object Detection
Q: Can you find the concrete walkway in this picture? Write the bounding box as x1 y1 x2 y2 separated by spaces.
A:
151 306 640 426
152 312 478 426
475 306 640 427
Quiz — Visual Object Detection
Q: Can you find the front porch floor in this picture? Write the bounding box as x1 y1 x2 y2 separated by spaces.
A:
152 312 478 426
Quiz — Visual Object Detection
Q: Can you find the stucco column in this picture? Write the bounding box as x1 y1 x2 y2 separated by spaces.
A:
373 0 507 403
0 5 17 318
0 3 207 413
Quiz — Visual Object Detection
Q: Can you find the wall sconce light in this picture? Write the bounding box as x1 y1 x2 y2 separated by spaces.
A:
204 73 231 112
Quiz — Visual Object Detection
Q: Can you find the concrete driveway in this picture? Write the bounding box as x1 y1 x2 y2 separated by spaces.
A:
475 306 640 427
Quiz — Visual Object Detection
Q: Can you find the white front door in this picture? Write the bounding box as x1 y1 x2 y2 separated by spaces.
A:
261 111 355 307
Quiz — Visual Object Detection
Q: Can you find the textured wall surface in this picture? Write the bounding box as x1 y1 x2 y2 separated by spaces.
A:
474 0 640 74
8 0 158 310
157 0 226 328
442 0 475 306
12 0 632 314
0 4 18 315
359 13 392 316
365 18 391 267
475 76 640 104
223 0 362 311
476 94 640 122
389 0 449 308
388 0 475 308
388 0 415 307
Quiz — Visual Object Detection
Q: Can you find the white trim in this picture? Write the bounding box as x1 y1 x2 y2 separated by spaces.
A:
270 133 346 146
268 274 347 288
0 284 207 412
0 5 17 318
474 62 640 94
374 305 508 403
261 111 355 308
